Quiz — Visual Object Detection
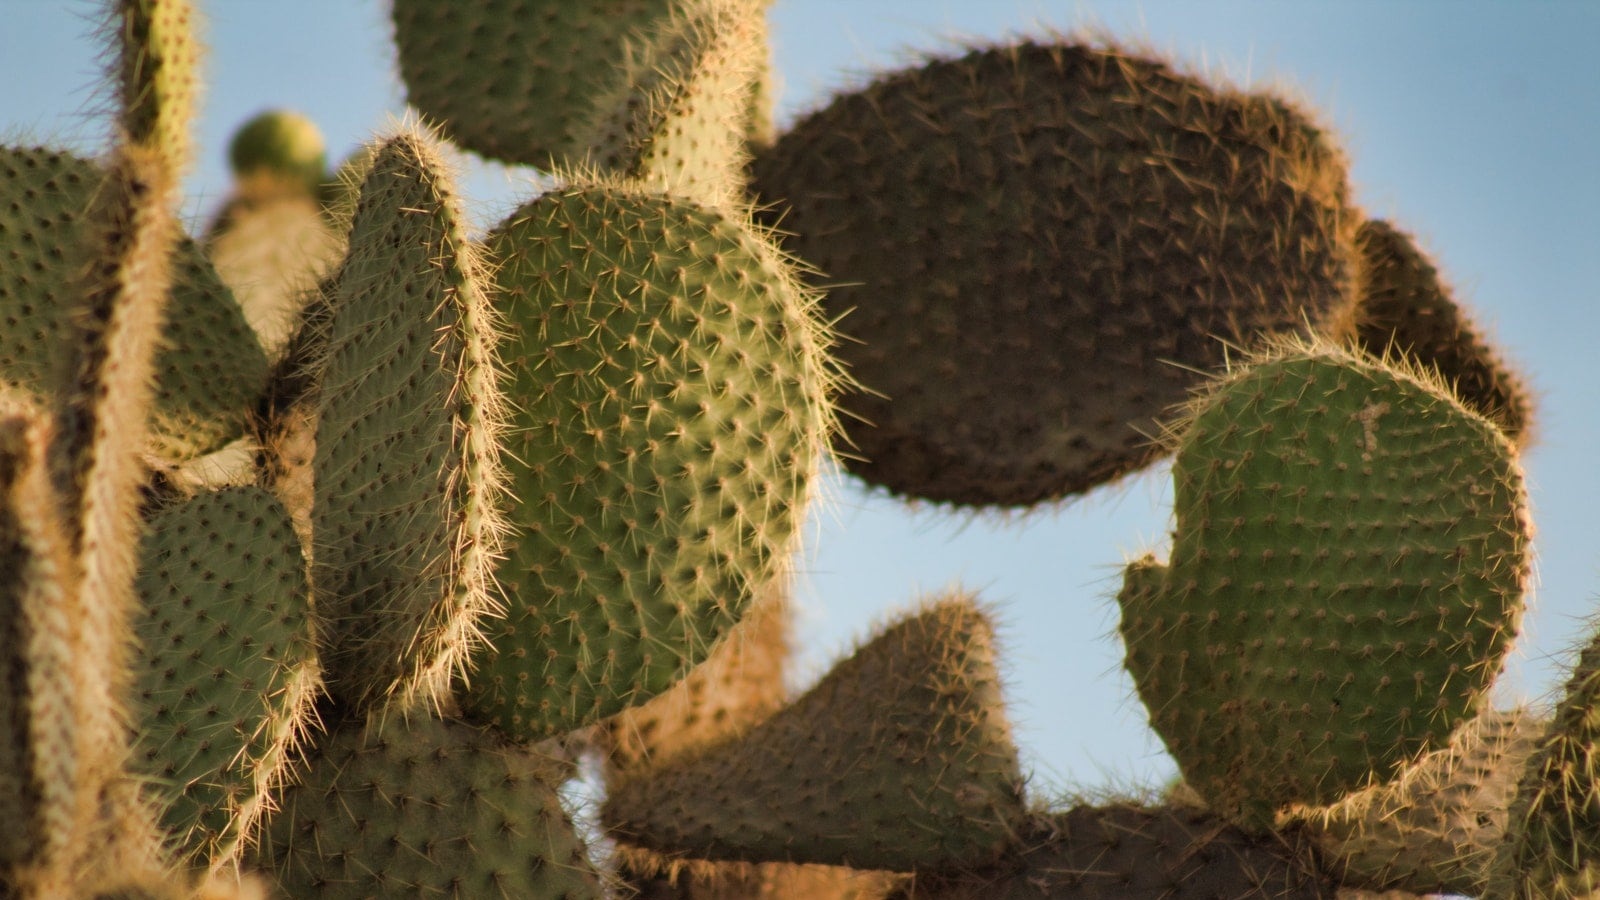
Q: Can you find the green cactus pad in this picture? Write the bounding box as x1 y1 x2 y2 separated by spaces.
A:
1118 343 1530 829
1354 219 1533 444
582 0 766 206
603 593 1026 871
132 485 317 869
310 130 506 711
904 805 1331 899
111 0 199 174
0 146 269 460
750 39 1358 507
391 0 680 167
1489 629 1600 899
226 109 328 195
258 714 603 899
1301 708 1539 896
470 180 833 740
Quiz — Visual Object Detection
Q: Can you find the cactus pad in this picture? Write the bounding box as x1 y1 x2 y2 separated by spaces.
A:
1118 343 1530 829
391 0 679 167
258 714 603 899
905 804 1332 899
469 181 832 740
0 146 269 460
1354 219 1533 443
750 39 1357 506
310 130 506 711
603 593 1026 871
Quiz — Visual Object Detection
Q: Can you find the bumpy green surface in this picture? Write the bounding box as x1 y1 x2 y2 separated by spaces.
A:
470 181 831 740
1489 631 1600 899
390 0 678 167
1118 346 1529 829
114 0 198 172
132 485 315 867
227 109 327 194
311 131 503 711
0 146 269 460
603 594 1026 870
1304 708 1539 896
1355 219 1533 443
750 40 1357 507
905 805 1331 899
258 715 603 899
582 0 765 205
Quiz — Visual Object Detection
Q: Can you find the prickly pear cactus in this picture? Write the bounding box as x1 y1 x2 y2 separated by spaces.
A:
1118 341 1530 828
1 3 1585 899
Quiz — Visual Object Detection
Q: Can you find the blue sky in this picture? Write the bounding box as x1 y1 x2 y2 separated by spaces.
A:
4 1 1598 801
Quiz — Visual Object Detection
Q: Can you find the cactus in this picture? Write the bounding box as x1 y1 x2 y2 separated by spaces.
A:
0 3 1586 900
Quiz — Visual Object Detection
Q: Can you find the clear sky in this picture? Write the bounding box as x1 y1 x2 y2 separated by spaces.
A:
4 1 1598 804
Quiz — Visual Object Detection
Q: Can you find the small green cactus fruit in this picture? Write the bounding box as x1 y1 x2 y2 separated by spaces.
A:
603 592 1026 871
226 110 328 196
750 39 1359 507
582 0 767 206
132 485 318 870
256 714 605 899
307 129 506 712
1117 342 1531 830
469 180 835 740
1488 626 1600 899
0 146 271 461
1354 218 1534 444
390 0 674 166
1298 708 1540 896
900 805 1332 900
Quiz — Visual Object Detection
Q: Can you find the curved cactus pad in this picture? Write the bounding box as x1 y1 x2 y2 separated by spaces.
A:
750 39 1357 507
603 593 1025 871
905 804 1331 899
310 130 505 711
132 485 317 868
470 180 832 740
391 0 681 167
1491 630 1600 899
1302 708 1540 896
0 146 268 460
257 715 602 899
1118 344 1530 829
1354 218 1533 443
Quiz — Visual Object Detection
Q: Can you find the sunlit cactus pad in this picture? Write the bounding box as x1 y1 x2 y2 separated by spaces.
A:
603 593 1026 871
132 485 316 867
0 146 269 460
310 131 504 711
750 39 1357 506
256 714 603 899
1119 344 1530 828
470 180 832 740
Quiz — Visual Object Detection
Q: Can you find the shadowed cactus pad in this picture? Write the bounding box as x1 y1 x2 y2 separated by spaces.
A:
0 146 269 460
1354 219 1533 443
392 0 683 167
1118 344 1530 829
750 39 1357 506
603 593 1026 871
132 485 317 869
470 181 833 740
257 715 603 899
309 131 505 711
902 804 1332 899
